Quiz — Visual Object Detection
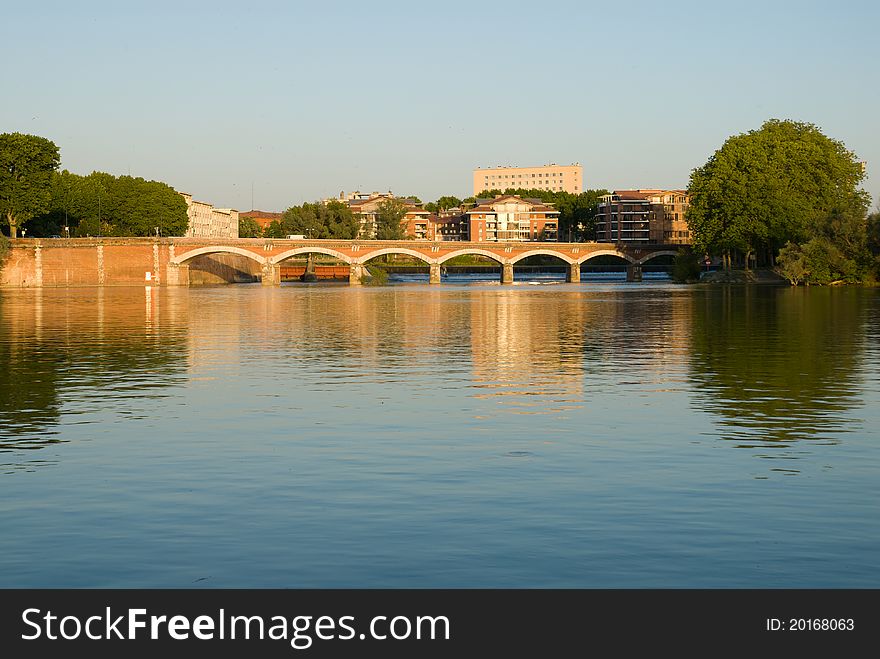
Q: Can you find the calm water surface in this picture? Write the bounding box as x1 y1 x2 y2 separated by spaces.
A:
1 279 878 587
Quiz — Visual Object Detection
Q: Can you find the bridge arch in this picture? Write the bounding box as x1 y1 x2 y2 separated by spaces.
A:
357 247 435 265
635 250 679 265
436 249 505 265
270 247 353 265
509 249 576 265
172 245 267 266
577 249 635 265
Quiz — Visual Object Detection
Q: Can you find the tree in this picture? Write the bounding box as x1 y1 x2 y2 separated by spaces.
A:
105 176 188 236
0 133 60 237
264 220 286 238
775 241 808 285
30 170 188 237
868 208 880 280
671 247 702 283
239 217 263 238
281 201 359 239
687 119 867 270
374 198 408 240
435 195 461 210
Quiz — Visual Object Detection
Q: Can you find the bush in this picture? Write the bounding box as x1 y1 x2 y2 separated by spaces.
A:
361 265 388 286
802 237 859 285
671 248 702 283
776 241 807 285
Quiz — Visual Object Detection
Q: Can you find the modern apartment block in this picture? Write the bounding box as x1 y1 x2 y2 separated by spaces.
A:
595 189 691 244
595 191 652 243
180 192 239 238
472 163 583 196
466 195 559 242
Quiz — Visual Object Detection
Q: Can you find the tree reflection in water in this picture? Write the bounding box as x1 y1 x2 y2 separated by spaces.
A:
689 286 867 448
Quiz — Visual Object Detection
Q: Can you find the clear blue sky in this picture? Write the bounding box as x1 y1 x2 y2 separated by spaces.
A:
3 0 878 212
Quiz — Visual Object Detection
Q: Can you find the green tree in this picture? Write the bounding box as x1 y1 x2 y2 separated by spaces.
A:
0 133 60 237
671 247 702 283
686 119 867 270
800 237 859 285
775 241 808 285
264 219 286 238
435 195 461 210
32 170 187 237
867 208 880 280
239 216 263 238
105 176 188 236
374 198 408 240
281 201 359 239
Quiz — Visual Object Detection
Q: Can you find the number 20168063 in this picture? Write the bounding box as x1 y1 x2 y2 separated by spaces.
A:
766 618 854 631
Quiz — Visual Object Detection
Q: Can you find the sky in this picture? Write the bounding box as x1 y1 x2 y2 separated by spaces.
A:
3 0 878 212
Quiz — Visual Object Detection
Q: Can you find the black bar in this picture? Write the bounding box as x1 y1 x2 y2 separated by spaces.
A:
1 589 874 657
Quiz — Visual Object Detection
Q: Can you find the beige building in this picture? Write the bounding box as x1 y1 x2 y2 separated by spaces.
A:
473 163 583 196
180 192 239 238
639 189 691 244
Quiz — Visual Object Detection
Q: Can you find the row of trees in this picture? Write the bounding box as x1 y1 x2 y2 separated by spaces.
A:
32 170 188 237
686 119 877 284
1 133 188 238
241 198 414 240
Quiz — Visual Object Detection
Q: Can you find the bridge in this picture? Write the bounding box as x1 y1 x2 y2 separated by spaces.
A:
1 237 680 287
165 238 678 285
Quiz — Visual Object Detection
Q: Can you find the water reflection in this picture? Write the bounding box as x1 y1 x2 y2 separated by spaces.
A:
0 288 189 467
0 283 872 469
689 286 867 448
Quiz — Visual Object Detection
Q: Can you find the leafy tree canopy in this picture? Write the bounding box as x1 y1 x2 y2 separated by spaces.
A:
280 200 360 240
28 170 188 237
687 119 868 263
238 216 263 238
374 198 408 240
0 133 60 237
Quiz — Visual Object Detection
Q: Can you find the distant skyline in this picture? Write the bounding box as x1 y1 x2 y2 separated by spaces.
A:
3 0 878 212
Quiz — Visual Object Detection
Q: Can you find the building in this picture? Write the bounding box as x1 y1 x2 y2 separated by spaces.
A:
466 195 559 242
639 190 691 244
595 189 691 244
180 193 239 238
595 191 652 243
431 211 470 241
340 191 430 239
472 163 583 196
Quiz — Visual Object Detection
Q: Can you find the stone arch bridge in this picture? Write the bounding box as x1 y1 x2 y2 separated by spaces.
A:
167 238 678 285
1 237 680 287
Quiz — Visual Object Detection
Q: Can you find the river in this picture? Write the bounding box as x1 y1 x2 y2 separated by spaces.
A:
1 278 878 587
